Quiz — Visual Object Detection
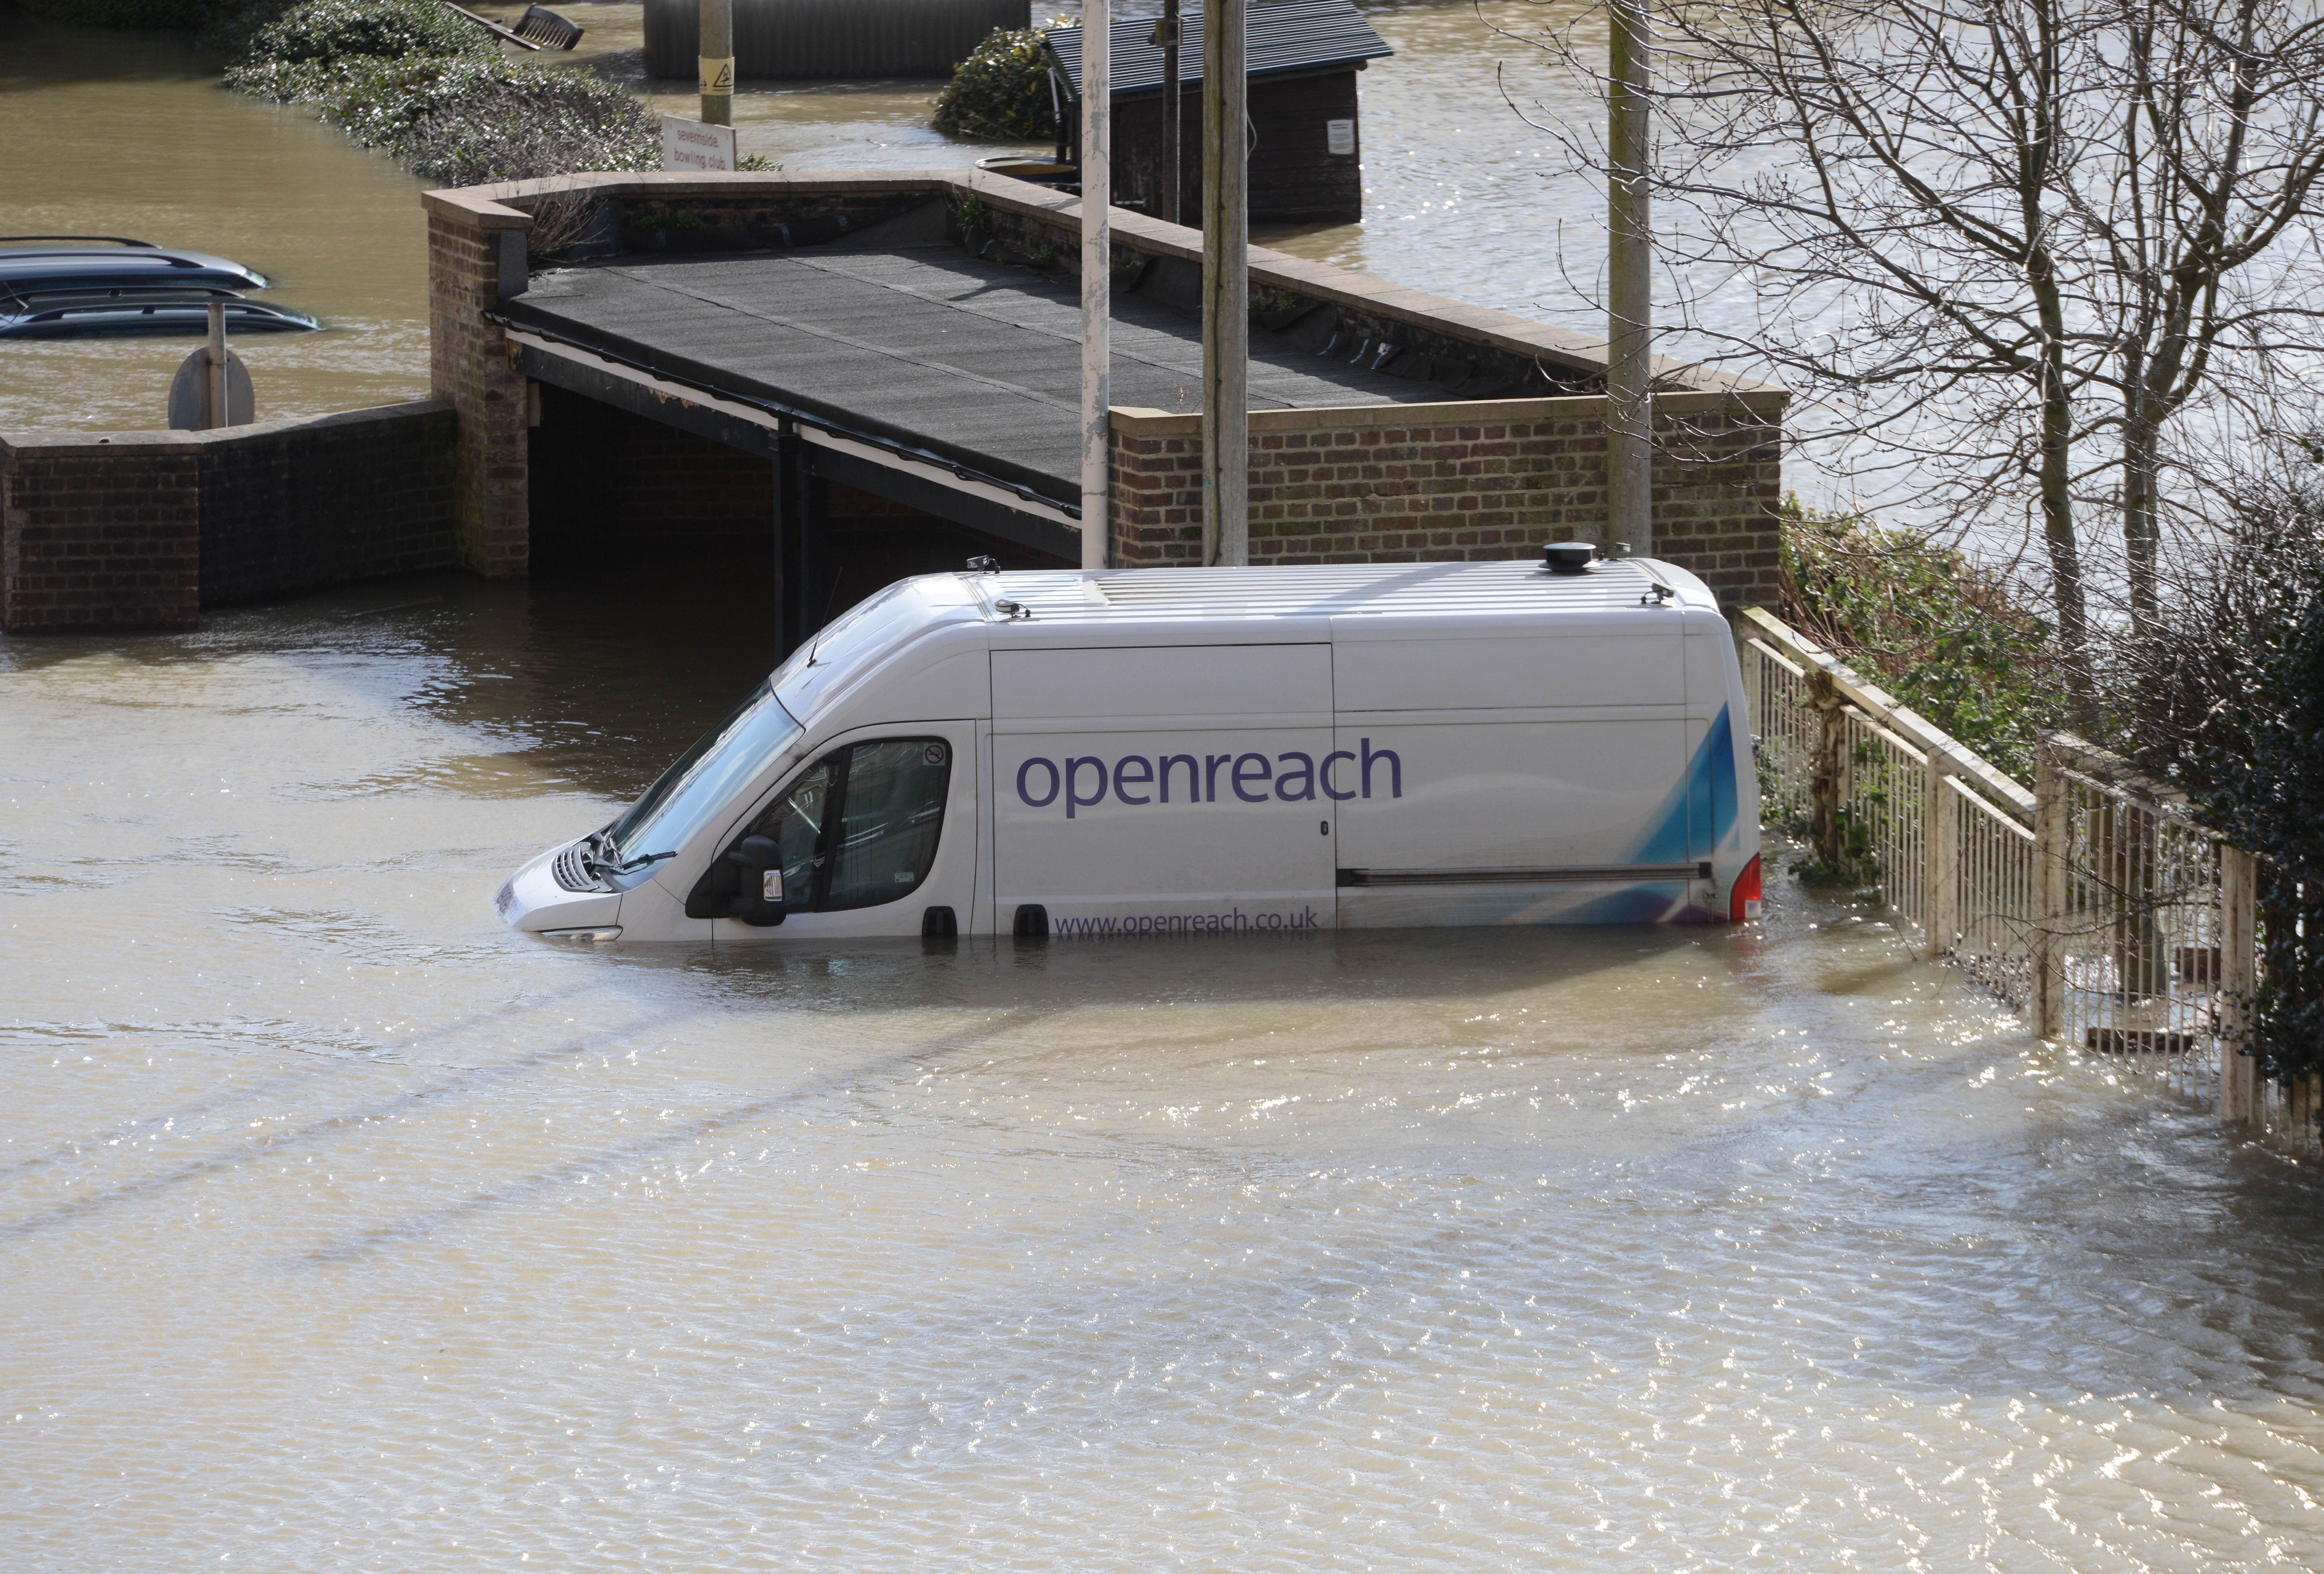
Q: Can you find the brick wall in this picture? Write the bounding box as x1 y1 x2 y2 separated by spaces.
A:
1 402 457 635
0 434 200 634
201 403 457 606
1109 390 1783 608
427 208 530 577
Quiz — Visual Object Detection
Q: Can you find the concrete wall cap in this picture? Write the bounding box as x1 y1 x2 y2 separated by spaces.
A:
421 168 1786 402
2 399 455 456
1110 387 1784 438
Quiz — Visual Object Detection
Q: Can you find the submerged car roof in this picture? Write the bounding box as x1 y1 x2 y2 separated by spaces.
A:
0 237 270 297
963 558 1720 626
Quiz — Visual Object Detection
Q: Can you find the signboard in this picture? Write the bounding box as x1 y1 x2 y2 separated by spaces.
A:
166 347 253 431
1326 119 1356 157
661 115 737 173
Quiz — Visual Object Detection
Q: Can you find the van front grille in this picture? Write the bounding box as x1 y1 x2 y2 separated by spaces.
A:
553 841 601 892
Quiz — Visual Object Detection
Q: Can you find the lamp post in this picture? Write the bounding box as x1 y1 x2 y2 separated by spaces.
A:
1201 0 1248 566
1080 0 1111 571
1156 0 1182 226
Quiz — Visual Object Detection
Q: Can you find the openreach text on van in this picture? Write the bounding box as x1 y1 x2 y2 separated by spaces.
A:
1016 739 1404 817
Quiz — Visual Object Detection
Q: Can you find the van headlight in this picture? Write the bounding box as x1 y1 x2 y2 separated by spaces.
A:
538 926 623 943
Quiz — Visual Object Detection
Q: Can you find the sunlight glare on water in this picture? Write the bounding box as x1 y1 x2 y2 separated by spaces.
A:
3 570 2321 1570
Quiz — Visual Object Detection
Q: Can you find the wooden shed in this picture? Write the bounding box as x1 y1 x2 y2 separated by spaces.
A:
1044 0 1393 227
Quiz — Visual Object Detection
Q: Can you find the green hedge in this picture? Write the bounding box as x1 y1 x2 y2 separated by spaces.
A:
932 26 1056 140
1778 498 2061 782
221 0 657 189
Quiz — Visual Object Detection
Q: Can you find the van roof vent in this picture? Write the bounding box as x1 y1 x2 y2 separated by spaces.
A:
1542 541 1597 575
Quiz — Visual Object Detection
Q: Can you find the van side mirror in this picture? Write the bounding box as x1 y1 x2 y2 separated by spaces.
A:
723 835 787 926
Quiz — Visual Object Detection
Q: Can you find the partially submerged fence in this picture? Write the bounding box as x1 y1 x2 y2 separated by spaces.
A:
1742 609 2318 1147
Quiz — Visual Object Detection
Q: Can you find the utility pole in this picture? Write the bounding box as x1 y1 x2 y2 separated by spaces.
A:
1080 0 1111 572
1606 0 1652 557
1201 0 1248 566
1156 0 1182 226
699 0 733 127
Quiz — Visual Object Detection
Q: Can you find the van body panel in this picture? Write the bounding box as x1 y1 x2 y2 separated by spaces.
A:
1329 717 1691 874
1329 619 1685 712
620 874 708 944
509 560 1764 944
495 844 621 933
993 643 1333 723
1338 877 1700 929
990 642 1337 928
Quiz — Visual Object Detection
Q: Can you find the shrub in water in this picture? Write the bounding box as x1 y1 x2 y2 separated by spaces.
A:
221 0 657 198
933 26 1056 141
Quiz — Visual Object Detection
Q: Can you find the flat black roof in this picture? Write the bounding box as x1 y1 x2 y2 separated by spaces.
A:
1046 0 1392 100
503 231 1459 508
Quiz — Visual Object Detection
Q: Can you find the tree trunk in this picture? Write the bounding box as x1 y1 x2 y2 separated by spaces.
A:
2122 354 2162 643
2038 342 2095 728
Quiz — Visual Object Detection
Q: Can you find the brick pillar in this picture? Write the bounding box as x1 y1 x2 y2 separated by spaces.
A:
1109 410 1205 565
426 198 532 577
1 433 200 634
1650 393 1783 610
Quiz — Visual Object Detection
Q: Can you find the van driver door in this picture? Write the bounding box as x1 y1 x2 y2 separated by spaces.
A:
704 721 980 943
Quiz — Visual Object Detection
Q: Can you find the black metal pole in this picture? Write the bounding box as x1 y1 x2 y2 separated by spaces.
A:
774 426 804 658
1161 0 1182 226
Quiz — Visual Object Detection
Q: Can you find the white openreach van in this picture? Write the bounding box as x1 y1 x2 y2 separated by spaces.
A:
497 559 1763 944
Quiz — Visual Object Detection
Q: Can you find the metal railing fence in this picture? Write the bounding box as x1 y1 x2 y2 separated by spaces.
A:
1741 608 2316 1149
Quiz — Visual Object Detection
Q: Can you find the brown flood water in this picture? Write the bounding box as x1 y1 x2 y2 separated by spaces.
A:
5 7 2324 1567
4 566 2324 1571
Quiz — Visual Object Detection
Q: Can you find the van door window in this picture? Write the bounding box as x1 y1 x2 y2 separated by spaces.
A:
823 740 952 910
739 738 950 913
762 756 835 907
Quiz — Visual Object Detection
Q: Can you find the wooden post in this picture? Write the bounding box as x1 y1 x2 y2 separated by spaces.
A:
1080 0 1111 572
2034 736 2068 1039
1201 0 1248 566
1924 760 1958 962
2219 844 2258 1125
1606 0 1653 557
699 0 733 127
1807 668 1846 874
1160 0 1182 227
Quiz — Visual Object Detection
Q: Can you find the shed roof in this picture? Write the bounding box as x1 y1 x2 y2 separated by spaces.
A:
1046 0 1393 100
501 228 1461 509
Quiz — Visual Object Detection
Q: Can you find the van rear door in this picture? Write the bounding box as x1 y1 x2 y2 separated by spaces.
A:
1330 612 1704 925
990 643 1336 938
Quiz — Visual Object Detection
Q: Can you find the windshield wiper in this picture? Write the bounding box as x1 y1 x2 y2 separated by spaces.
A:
580 831 672 882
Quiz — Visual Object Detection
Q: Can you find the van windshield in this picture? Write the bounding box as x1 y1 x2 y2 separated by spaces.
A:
606 682 803 865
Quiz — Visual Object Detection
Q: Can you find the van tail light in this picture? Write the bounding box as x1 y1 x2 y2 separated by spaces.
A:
1729 854 1763 923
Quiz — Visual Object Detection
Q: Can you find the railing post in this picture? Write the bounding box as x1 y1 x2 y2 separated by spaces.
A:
1808 668 1847 874
1924 761 1957 961
2034 736 2068 1039
2219 844 2258 1126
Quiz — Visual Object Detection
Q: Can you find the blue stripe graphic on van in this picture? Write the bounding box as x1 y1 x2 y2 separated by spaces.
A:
1627 705 1738 867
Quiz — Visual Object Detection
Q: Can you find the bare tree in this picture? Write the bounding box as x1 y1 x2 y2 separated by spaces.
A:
1518 0 2324 714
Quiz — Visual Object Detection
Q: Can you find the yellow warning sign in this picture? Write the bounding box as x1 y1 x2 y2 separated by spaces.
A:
699 56 735 96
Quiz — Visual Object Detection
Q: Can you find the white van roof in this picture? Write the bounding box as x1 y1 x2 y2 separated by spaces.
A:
772 557 1722 728
967 558 1718 626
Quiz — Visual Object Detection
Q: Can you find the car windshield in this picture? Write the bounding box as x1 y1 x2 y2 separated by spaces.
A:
606 682 803 864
